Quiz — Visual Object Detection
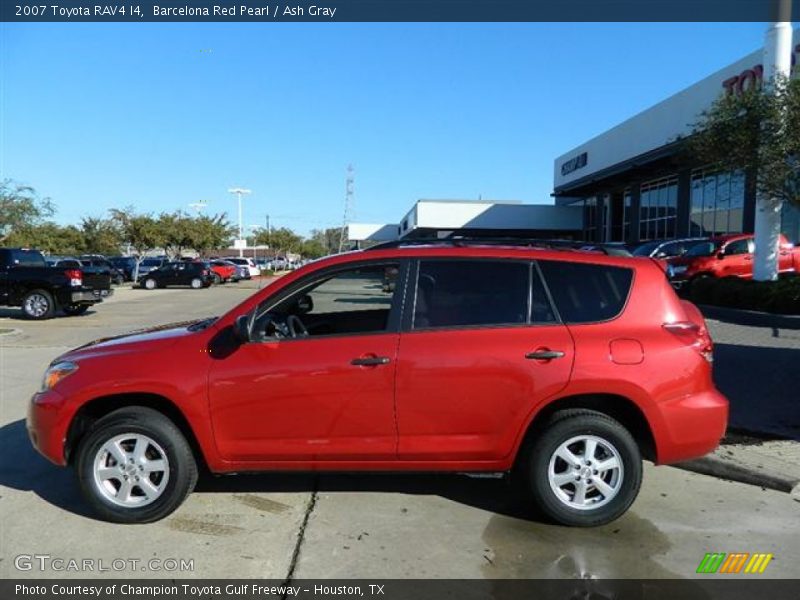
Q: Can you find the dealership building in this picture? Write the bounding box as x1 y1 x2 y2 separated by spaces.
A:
554 27 800 245
351 29 800 246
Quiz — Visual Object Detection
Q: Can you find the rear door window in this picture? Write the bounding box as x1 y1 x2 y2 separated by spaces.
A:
10 250 46 267
412 260 530 329
538 261 633 324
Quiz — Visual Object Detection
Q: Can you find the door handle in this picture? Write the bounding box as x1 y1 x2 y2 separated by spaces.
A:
351 356 391 366
525 349 565 360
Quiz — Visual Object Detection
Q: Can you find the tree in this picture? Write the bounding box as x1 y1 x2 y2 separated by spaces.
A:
0 180 55 242
81 216 123 255
254 226 303 256
308 227 344 255
4 222 85 255
188 213 236 256
110 207 165 280
687 76 800 279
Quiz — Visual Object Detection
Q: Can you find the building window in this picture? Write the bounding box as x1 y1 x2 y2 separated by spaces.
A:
583 196 598 241
639 176 677 241
782 202 800 245
689 169 745 236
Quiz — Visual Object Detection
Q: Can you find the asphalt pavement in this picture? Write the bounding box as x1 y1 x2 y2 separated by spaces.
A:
0 283 797 580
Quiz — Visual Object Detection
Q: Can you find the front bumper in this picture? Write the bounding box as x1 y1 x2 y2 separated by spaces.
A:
27 389 71 466
71 288 114 304
654 389 729 464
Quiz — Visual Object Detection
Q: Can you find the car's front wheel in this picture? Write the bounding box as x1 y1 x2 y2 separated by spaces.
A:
520 409 642 527
143 278 157 290
76 407 198 523
190 277 203 289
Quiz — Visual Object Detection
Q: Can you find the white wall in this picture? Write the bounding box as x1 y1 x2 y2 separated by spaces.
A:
554 28 799 191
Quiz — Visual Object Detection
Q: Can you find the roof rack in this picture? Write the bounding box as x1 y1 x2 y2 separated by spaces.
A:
365 237 623 255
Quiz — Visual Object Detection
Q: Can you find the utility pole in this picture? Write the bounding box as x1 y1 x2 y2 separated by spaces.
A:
753 0 792 281
228 187 251 258
338 164 354 253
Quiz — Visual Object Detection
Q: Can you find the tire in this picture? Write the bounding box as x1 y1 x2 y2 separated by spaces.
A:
21 289 56 320
518 409 642 527
114 274 125 286
63 304 90 316
212 273 222 285
190 278 203 289
75 407 198 523
143 278 157 290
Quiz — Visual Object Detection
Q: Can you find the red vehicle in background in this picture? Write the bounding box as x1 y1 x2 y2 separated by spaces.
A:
207 260 238 284
668 233 800 287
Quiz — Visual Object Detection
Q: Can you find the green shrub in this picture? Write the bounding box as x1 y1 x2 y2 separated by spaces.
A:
685 275 800 315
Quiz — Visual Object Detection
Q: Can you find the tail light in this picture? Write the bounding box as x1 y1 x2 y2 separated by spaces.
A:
663 321 714 363
65 269 82 287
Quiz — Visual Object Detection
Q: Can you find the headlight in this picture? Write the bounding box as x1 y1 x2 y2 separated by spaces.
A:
40 361 79 392
672 265 688 274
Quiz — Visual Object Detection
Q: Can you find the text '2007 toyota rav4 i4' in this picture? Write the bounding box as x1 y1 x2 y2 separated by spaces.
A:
27 241 729 526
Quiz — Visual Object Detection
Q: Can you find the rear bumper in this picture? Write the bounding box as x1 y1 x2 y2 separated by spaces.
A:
70 288 113 304
654 389 729 464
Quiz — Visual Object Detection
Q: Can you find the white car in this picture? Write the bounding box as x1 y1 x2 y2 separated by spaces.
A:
225 257 260 278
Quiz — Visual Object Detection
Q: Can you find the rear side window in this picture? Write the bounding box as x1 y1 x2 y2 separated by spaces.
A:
538 261 633 324
10 250 46 267
413 260 529 329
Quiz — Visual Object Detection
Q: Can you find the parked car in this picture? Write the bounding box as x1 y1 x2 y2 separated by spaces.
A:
209 260 239 284
631 238 709 260
28 240 728 525
225 257 260 278
668 233 800 287
137 262 214 290
80 255 126 285
45 256 83 268
1 248 112 319
108 256 138 281
136 257 167 278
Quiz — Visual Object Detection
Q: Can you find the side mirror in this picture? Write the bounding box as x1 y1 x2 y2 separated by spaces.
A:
717 252 725 260
296 294 313 314
233 314 252 343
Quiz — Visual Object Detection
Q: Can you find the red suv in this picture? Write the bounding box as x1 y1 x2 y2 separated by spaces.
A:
27 242 728 526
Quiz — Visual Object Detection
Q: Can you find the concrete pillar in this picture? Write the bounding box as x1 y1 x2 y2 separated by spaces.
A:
754 10 792 280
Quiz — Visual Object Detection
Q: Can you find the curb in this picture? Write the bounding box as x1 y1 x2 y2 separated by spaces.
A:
675 456 800 494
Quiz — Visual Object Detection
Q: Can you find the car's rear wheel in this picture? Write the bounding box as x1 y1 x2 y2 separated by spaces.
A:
519 409 642 527
76 407 198 523
212 273 222 285
63 304 90 316
22 289 56 320
143 278 157 290
190 278 203 289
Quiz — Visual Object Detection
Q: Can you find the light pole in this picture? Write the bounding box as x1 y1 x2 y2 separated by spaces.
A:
228 187 251 257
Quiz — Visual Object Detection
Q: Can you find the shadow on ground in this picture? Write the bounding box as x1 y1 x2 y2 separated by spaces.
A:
0 418 542 522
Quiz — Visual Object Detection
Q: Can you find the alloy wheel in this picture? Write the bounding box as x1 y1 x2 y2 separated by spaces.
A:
92 433 170 508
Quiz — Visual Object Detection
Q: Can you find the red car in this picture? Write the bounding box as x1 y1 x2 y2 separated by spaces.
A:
28 241 728 526
668 233 800 286
208 260 238 284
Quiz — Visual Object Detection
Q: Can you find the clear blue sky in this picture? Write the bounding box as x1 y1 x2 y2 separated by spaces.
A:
0 22 780 236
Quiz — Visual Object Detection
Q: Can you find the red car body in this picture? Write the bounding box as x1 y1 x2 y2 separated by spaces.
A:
207 261 237 283
29 246 727 478
669 233 800 284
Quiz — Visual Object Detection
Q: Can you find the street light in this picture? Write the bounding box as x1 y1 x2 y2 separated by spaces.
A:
228 187 252 257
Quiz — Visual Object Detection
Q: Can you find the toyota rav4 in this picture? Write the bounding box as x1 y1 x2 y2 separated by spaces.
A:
27 241 728 526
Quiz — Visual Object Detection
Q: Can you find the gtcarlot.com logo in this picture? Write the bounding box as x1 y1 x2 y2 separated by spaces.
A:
696 552 773 574
14 554 194 572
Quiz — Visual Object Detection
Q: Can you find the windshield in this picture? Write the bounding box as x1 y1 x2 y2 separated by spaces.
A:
686 241 720 257
631 241 660 257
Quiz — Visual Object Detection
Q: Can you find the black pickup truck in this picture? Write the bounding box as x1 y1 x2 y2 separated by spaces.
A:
0 248 113 319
